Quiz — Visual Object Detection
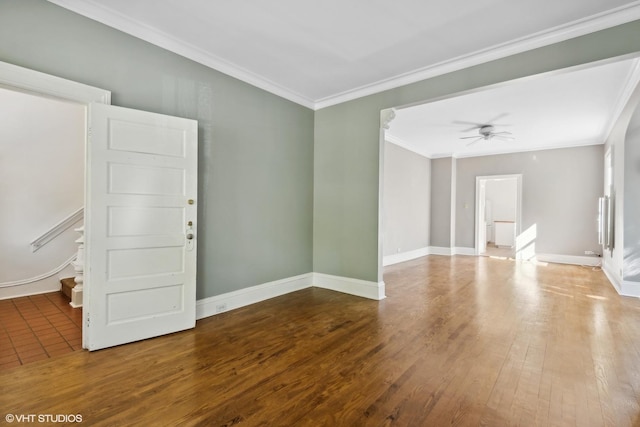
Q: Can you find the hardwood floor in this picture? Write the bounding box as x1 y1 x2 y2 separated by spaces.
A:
2 256 640 426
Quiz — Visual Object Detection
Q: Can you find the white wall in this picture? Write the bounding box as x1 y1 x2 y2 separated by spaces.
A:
485 178 517 222
623 92 640 282
603 83 640 284
383 141 430 261
0 87 84 297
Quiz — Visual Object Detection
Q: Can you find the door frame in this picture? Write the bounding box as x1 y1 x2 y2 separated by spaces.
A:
474 174 522 257
1 61 112 348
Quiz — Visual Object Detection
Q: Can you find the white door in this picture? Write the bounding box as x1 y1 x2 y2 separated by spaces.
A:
84 103 198 351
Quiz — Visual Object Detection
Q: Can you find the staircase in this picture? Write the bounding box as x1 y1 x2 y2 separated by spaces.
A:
59 226 84 307
60 277 76 300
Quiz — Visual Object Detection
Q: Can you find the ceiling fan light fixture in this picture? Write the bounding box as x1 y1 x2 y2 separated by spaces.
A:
479 125 495 139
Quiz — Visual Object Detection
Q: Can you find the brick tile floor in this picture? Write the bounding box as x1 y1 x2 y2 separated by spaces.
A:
0 292 82 370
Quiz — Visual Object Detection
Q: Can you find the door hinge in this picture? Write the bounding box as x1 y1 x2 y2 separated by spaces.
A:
86 312 90 328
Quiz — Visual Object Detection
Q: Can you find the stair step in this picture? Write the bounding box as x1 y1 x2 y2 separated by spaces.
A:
60 277 76 300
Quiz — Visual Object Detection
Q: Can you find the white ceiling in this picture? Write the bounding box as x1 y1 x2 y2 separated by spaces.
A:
49 0 640 109
386 57 640 158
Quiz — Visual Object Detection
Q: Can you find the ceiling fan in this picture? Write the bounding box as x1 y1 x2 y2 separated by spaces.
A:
459 124 514 146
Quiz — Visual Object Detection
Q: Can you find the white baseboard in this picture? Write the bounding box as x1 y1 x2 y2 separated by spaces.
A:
454 247 476 256
427 246 475 256
196 271 386 320
0 278 62 300
313 273 386 300
0 263 76 300
535 253 602 267
196 273 312 320
603 264 640 298
603 264 623 293
383 247 429 266
428 246 453 256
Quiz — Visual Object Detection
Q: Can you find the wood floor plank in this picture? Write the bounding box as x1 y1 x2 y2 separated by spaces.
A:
2 256 640 426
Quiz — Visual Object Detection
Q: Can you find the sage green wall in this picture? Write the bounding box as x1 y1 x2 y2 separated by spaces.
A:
314 20 640 283
0 0 314 299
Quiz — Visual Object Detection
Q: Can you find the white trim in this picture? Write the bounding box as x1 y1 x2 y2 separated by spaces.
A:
535 253 602 267
454 247 476 256
378 118 386 283
428 246 454 256
47 0 314 109
313 273 386 301
314 3 640 109
603 263 623 293
0 61 110 104
450 158 457 249
475 174 523 258
196 273 313 320
604 58 640 142
390 134 605 160
31 207 83 252
196 272 386 320
383 247 429 266
46 0 640 110
0 281 67 301
0 258 76 300
603 264 640 298
0 254 76 288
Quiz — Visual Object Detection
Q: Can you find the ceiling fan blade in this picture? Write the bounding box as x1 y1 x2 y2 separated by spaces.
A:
485 112 510 125
452 120 481 127
460 135 481 139
452 121 482 132
466 138 483 146
492 131 512 136
453 114 511 131
494 135 515 141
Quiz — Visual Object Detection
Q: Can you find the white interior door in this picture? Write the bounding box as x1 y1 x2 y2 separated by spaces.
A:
84 103 198 351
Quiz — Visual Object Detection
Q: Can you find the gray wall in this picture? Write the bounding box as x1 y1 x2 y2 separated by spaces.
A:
455 146 604 255
314 21 640 283
430 158 453 248
383 142 430 256
0 0 314 299
624 100 640 281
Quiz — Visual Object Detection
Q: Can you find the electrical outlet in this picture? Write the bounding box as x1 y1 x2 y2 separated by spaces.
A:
215 303 227 313
584 250 595 255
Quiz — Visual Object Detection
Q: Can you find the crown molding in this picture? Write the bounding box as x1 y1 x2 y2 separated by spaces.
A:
387 132 604 160
451 139 604 159
314 2 640 109
48 0 640 111
47 0 316 109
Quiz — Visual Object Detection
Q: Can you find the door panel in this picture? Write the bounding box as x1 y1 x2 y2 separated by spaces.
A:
85 103 197 351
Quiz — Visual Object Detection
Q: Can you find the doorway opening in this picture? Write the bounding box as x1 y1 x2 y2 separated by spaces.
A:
475 174 522 259
0 60 111 351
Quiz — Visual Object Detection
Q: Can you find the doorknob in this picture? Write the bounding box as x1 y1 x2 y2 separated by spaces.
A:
185 222 195 251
